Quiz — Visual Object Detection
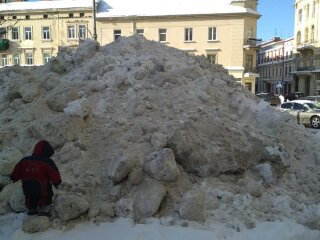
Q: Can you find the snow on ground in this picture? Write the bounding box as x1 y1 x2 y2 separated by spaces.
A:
1 35 320 239
1 214 320 240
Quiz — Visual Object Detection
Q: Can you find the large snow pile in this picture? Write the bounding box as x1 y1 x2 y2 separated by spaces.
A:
0 35 320 235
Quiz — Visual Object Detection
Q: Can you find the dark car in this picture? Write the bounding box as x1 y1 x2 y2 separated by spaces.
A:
256 93 281 106
285 92 305 101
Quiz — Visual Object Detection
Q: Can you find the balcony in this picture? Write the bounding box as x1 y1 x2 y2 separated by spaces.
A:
296 42 317 51
297 66 314 71
243 38 262 50
0 39 9 51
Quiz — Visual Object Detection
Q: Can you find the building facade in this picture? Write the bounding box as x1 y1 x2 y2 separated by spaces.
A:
0 1 93 66
95 0 260 93
256 37 295 95
0 0 260 92
293 0 320 96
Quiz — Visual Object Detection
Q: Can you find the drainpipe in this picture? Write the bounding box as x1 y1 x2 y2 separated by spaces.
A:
93 0 97 40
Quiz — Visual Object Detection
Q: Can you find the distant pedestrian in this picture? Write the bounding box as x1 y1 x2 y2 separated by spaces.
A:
11 140 62 216
279 94 285 104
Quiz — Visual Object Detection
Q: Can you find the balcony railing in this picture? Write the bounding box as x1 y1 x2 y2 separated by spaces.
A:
0 39 9 51
296 66 314 71
243 38 262 48
244 67 258 73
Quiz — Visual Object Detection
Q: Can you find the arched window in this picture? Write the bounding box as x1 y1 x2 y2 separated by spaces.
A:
304 28 309 42
297 31 301 45
311 25 315 42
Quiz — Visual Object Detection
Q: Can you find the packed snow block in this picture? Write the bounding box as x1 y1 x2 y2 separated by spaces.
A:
9 187 26 213
256 163 275 184
45 87 79 112
296 204 320 230
0 147 22 176
114 198 133 217
179 190 206 222
108 155 135 183
49 47 75 74
26 114 85 148
150 132 168 150
5 84 22 103
58 142 82 164
128 166 143 186
18 83 40 103
54 194 89 221
0 182 19 214
41 72 61 91
22 216 51 233
87 202 115 219
74 40 100 67
10 98 24 110
0 175 11 189
168 121 266 177
132 181 166 218
64 98 92 118
143 148 180 181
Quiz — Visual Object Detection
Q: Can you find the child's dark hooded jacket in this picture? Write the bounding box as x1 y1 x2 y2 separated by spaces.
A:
11 140 62 209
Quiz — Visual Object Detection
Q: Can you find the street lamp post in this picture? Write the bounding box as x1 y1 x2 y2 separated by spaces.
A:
93 0 97 40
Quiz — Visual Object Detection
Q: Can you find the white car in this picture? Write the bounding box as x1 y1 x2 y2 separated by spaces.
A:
280 100 320 128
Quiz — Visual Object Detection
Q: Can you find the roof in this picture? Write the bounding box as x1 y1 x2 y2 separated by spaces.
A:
0 0 92 12
96 0 260 18
0 0 260 18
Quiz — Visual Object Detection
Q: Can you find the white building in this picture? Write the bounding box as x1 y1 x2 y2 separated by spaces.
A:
256 37 295 95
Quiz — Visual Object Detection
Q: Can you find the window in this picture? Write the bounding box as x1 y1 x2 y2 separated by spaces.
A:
159 28 167 42
208 27 217 41
25 15 30 20
24 27 32 40
136 29 144 36
1 54 8 66
305 28 309 42
297 31 301 45
0 16 4 20
207 54 217 64
69 13 74 18
12 16 17 20
245 54 253 72
79 25 87 39
67 25 76 39
12 27 19 40
0 28 6 39
299 9 302 22
13 54 20 65
184 28 193 42
42 26 50 40
306 4 310 19
312 1 316 17
311 25 315 42
43 52 51 64
43 14 48 19
25 52 33 65
80 13 85 17
114 30 121 40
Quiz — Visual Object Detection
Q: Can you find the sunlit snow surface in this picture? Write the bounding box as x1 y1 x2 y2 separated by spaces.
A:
1 214 319 240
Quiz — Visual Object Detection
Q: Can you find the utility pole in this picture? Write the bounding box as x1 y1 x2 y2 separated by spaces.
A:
93 0 97 40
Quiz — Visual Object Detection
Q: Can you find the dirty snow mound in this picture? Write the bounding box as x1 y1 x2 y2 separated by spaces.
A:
0 35 320 234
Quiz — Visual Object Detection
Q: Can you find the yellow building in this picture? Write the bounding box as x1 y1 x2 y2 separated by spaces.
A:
0 0 260 92
293 0 320 95
0 0 93 66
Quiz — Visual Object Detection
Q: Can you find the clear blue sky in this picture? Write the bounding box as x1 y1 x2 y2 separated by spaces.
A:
257 0 295 41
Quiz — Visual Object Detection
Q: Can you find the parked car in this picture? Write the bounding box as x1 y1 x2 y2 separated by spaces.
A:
302 95 320 108
285 92 305 101
280 100 320 128
256 93 281 106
